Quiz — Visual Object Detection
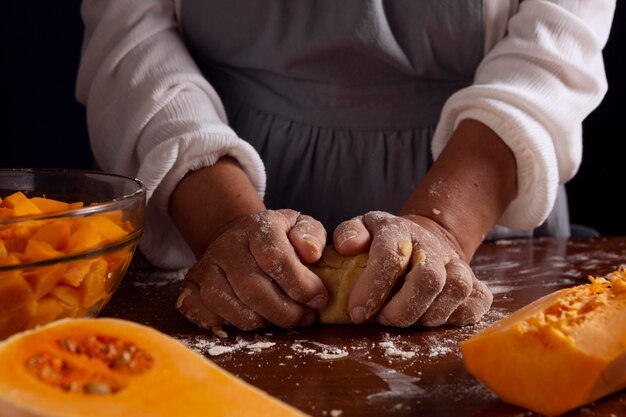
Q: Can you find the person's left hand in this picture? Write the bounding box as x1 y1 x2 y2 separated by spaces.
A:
333 211 492 327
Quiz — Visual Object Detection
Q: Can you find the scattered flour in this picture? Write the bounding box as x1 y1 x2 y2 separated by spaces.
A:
208 345 239 356
427 345 452 358
379 341 416 360
246 341 276 352
291 341 349 360
315 349 349 360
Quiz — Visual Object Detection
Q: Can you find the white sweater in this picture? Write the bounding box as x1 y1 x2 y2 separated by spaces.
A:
76 0 615 269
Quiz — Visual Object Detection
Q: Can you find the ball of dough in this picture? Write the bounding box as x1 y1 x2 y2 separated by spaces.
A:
309 241 413 324
308 246 369 324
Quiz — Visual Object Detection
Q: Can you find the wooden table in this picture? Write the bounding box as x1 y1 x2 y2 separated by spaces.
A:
102 237 626 417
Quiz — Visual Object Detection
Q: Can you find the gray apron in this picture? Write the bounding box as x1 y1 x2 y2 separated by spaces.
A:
181 0 570 239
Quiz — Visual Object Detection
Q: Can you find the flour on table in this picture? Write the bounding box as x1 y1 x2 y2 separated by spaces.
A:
379 341 416 360
291 340 349 360
247 341 276 352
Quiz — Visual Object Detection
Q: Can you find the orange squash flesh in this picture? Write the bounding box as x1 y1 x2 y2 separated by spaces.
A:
0 318 308 417
460 269 626 416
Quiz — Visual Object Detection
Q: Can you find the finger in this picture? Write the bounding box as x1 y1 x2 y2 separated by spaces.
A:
196 264 267 331
375 244 446 327
333 216 370 256
418 257 473 327
348 217 413 323
288 213 326 264
446 276 493 326
176 279 225 330
219 249 317 328
250 210 328 309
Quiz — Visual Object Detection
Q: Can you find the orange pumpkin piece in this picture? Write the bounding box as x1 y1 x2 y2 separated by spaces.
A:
0 318 308 417
0 242 10 261
50 285 81 308
88 215 128 242
0 207 14 219
24 296 64 329
23 263 67 299
0 269 36 315
0 301 37 340
460 268 626 416
30 197 71 213
61 260 94 287
24 240 65 263
77 259 109 308
0 224 38 254
30 220 72 251
67 220 104 254
13 199 44 217
0 191 29 209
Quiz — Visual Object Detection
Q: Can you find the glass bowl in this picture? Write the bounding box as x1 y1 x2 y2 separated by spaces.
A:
0 168 145 339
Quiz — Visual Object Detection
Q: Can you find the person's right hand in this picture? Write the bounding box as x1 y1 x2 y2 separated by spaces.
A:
177 209 328 330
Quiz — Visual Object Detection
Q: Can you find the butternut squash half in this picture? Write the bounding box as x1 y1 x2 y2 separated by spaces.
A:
460 269 626 416
0 318 307 417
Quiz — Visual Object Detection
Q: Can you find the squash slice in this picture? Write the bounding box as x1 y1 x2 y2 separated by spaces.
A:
460 269 626 416
0 318 308 417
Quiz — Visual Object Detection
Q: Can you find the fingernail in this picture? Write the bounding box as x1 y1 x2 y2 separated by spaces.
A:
301 234 321 257
377 314 391 326
337 230 358 248
350 306 367 323
306 294 327 309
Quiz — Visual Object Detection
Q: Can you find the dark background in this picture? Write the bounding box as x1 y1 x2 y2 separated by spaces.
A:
2 2 625 235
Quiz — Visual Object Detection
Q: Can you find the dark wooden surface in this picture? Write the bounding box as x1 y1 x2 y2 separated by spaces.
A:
102 237 626 417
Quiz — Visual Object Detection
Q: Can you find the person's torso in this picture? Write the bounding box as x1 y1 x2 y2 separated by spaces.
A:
181 0 484 130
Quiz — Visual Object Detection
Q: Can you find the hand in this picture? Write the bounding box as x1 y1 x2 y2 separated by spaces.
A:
177 209 328 330
333 211 492 327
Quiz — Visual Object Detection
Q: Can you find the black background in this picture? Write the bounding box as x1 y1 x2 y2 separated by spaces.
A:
2 1 625 235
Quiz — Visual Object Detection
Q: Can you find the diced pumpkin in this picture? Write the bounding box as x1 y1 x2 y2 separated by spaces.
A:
24 296 64 329
24 240 65 263
0 318 308 417
30 220 72 250
77 259 109 308
13 199 43 217
0 191 28 209
88 215 128 242
23 263 67 299
67 220 103 253
0 250 17 267
30 197 71 213
61 260 94 287
0 192 135 339
0 301 37 340
460 269 626 416
50 285 81 308
0 224 38 253
0 207 14 219
0 270 36 315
